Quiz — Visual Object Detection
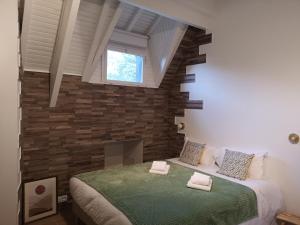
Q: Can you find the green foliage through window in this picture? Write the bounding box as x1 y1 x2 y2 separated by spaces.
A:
107 50 143 83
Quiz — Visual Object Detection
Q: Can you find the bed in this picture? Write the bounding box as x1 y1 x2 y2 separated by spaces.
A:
70 158 283 225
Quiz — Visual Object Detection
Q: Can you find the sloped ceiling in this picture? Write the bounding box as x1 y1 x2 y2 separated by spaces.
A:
116 3 159 34
22 0 162 75
65 0 103 75
21 0 191 107
21 0 63 72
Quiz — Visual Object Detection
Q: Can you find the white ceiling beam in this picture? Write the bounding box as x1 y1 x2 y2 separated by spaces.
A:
92 4 123 61
126 8 143 32
49 0 80 107
82 2 123 82
82 0 112 81
146 15 161 35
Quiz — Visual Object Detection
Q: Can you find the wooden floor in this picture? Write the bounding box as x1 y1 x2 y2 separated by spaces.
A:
29 204 77 225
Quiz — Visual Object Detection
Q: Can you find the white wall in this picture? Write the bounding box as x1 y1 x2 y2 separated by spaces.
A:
0 0 20 224
182 0 300 214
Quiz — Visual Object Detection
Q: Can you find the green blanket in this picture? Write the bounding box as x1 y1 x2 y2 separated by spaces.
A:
75 162 257 225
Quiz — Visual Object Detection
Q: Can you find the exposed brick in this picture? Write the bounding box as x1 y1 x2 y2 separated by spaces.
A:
21 26 210 195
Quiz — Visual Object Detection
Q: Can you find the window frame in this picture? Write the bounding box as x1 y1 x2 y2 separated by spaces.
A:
102 43 146 87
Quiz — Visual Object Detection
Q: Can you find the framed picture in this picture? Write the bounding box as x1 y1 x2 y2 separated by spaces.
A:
24 177 57 223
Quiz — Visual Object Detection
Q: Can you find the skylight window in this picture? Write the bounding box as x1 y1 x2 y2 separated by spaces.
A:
106 49 143 83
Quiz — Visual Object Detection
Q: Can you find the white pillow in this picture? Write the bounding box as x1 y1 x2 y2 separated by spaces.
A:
214 147 267 180
247 152 268 179
214 147 226 167
199 146 216 166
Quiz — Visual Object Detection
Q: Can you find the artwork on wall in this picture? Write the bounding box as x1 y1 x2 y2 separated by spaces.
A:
23 177 57 223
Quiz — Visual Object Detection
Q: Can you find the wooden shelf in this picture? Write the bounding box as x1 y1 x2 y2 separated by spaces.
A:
277 212 300 225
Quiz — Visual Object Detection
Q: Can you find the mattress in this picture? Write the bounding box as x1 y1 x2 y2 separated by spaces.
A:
70 159 283 225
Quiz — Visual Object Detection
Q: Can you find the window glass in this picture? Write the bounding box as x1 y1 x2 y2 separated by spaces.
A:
106 49 143 83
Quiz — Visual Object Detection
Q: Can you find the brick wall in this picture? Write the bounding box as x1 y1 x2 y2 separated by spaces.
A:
21 26 210 195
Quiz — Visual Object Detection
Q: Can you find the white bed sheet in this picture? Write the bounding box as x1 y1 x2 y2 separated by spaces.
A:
70 159 284 225
167 158 284 225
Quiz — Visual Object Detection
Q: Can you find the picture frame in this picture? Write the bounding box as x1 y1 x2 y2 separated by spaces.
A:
23 177 57 223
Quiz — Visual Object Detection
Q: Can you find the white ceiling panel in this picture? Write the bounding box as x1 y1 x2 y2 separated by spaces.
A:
64 0 104 75
22 0 63 72
21 0 178 82
116 3 162 35
116 3 137 30
132 10 158 34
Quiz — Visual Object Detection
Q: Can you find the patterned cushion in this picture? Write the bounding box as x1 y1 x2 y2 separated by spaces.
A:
217 150 254 180
179 141 205 166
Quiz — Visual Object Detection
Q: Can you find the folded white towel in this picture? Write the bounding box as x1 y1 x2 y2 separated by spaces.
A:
151 161 167 172
187 178 212 192
190 172 211 186
149 165 170 175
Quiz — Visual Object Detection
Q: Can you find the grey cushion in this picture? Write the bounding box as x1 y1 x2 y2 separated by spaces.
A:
217 149 254 180
179 141 205 166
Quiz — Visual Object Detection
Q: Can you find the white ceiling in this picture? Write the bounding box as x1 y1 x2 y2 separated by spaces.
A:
21 0 63 72
65 0 104 75
116 3 159 34
22 0 164 75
